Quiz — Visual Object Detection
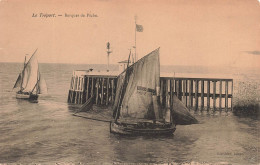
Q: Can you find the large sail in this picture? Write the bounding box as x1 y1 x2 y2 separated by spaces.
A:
115 48 161 120
22 51 39 93
13 74 22 89
37 72 48 94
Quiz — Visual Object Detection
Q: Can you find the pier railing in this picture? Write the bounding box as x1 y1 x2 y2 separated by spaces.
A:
68 73 233 111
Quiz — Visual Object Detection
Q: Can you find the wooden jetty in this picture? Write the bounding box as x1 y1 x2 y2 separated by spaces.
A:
67 70 118 106
68 70 233 111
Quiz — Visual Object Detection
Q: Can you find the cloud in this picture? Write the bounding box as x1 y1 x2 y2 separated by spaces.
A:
244 51 260 55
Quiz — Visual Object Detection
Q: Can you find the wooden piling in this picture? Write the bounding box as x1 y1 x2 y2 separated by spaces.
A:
74 77 78 104
79 77 82 104
106 78 109 105
74 76 78 93
185 80 188 107
91 78 94 97
160 79 164 105
166 79 169 108
201 80 204 110
101 78 104 105
170 79 173 107
178 80 182 100
189 80 193 108
225 80 228 111
162 79 166 108
195 80 198 111
81 77 84 103
77 77 80 104
207 80 210 111
86 77 89 101
79 78 81 104
174 79 177 93
219 80 222 110
95 78 99 104
213 81 216 111
72 90 75 103
111 79 115 104
182 80 186 105
74 91 77 104
82 78 84 90
176 80 180 100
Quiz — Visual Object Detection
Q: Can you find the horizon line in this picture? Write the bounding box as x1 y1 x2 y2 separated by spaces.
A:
0 61 259 68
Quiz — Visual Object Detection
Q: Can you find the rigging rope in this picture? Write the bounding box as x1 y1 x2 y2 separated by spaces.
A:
73 113 111 123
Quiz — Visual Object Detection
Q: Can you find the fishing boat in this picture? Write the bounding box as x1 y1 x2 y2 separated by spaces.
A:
13 49 47 100
110 48 176 135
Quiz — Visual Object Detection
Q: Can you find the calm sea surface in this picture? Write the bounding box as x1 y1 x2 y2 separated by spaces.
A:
0 63 259 164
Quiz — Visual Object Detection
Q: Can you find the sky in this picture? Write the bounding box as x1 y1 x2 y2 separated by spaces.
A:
0 0 260 68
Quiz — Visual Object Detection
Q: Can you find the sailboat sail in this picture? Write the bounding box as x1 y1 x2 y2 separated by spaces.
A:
21 52 39 93
113 48 161 121
14 49 48 100
37 72 48 94
13 74 22 89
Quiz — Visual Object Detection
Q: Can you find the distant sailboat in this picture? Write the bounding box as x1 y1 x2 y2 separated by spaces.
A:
13 49 47 100
110 48 176 135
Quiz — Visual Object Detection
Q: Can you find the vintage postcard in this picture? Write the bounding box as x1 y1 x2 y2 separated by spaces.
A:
0 0 259 164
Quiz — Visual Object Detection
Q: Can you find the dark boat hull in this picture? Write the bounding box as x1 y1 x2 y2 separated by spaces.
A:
16 92 38 100
110 121 176 135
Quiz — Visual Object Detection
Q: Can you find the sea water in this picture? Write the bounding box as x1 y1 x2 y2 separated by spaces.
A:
0 62 259 164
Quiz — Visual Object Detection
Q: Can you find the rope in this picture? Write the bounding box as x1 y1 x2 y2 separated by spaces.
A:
72 113 111 123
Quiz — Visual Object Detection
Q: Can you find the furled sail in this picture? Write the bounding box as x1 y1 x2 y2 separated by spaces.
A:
13 73 22 89
22 51 39 93
114 48 161 121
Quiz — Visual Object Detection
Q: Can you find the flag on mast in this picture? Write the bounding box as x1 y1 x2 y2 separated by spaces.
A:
136 24 143 32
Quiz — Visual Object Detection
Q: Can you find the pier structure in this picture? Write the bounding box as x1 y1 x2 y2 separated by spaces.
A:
160 77 233 111
67 70 119 105
68 70 233 111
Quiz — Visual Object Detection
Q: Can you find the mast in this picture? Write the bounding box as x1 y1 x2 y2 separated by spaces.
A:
20 55 27 90
24 56 27 67
134 15 137 63
134 16 143 63
23 49 38 69
21 49 39 93
115 50 132 121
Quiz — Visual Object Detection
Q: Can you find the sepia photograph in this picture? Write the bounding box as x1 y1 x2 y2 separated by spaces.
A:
0 0 259 164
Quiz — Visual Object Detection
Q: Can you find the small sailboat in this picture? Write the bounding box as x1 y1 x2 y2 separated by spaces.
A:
110 48 176 135
13 49 47 100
